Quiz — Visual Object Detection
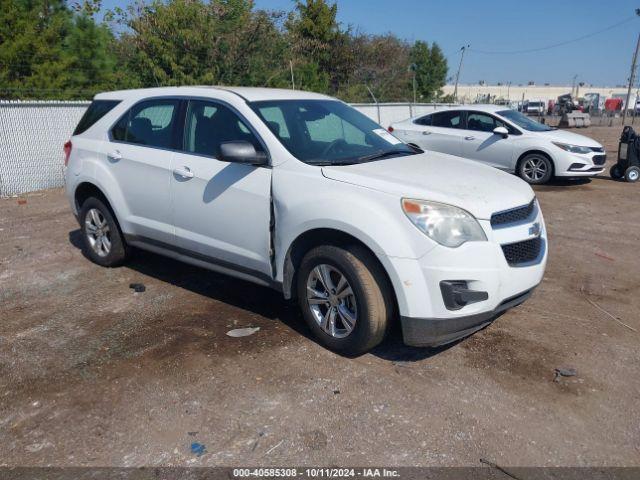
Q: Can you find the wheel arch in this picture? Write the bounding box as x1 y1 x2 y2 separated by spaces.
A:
282 228 399 317
74 181 123 232
516 149 555 176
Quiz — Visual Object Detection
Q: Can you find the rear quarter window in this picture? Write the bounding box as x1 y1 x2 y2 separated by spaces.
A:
73 100 121 135
414 114 432 126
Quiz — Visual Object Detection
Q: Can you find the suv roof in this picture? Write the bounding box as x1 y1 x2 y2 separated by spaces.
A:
94 86 333 102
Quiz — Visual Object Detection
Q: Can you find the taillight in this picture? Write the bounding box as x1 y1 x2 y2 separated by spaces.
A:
387 126 394 132
63 140 72 166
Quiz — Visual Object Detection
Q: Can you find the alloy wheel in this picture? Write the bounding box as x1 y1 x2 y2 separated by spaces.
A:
306 264 357 338
85 208 111 257
522 156 548 182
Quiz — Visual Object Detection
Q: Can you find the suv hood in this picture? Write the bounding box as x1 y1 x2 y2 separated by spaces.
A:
538 128 603 148
321 152 534 220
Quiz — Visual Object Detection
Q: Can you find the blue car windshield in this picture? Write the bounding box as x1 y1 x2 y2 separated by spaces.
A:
250 100 415 165
498 109 554 132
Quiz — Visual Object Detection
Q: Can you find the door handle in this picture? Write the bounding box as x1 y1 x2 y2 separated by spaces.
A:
107 150 122 161
173 166 194 179
464 136 475 141
422 130 432 135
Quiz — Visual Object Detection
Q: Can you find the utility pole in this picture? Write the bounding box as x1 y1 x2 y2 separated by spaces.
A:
290 60 295 90
409 63 417 105
453 45 470 103
623 9 640 125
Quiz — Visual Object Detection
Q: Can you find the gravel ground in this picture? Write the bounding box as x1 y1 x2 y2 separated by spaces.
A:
1 125 639 467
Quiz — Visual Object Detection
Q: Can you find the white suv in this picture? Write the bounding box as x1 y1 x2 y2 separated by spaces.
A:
389 105 606 184
64 87 547 355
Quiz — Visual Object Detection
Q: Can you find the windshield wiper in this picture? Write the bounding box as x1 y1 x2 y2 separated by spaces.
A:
306 159 359 166
356 150 412 163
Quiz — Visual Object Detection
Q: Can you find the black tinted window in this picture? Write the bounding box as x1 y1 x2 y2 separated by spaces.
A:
111 99 180 149
466 111 519 134
432 111 462 129
466 112 499 132
184 100 263 158
74 100 120 135
414 114 432 126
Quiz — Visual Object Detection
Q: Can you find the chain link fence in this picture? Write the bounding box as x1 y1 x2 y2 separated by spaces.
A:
1 100 455 197
0 100 90 197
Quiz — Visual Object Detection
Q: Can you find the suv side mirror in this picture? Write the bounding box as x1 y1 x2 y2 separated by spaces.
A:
493 126 509 138
219 141 267 165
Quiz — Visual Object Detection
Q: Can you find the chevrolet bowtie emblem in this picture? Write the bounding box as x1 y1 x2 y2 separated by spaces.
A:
529 222 541 237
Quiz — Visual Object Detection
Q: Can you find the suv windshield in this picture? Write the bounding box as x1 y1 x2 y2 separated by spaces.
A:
250 100 415 165
497 109 553 131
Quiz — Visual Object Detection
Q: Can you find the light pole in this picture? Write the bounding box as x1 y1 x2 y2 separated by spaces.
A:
623 12 640 125
410 63 417 105
453 45 470 103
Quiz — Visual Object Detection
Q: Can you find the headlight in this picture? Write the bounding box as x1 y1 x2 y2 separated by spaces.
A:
401 199 487 248
552 141 592 154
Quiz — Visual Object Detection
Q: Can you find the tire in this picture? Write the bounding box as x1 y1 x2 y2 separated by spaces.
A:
79 196 128 267
625 166 640 182
518 153 553 184
610 164 624 179
296 245 392 355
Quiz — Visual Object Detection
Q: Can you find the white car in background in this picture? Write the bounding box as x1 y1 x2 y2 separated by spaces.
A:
389 105 606 184
525 101 545 115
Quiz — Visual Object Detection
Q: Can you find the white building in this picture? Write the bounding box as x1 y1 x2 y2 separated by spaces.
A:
442 84 629 105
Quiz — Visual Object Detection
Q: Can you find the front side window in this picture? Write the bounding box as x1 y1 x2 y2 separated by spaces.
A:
250 100 415 165
466 112 503 132
432 110 463 129
183 100 263 158
111 99 180 148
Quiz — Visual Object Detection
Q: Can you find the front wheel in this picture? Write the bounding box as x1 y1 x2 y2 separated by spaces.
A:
518 153 553 184
625 166 640 182
296 245 392 355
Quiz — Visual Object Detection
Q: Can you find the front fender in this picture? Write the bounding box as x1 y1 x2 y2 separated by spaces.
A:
273 169 437 314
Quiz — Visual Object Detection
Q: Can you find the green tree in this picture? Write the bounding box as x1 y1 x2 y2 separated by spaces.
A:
64 13 120 96
0 0 72 98
286 0 342 93
0 0 125 99
409 40 448 101
339 33 413 103
114 0 289 89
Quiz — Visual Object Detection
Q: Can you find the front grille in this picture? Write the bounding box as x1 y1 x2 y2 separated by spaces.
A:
593 154 606 165
491 200 535 228
502 237 542 266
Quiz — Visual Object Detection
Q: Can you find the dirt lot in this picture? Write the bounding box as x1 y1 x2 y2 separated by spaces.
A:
1 125 639 467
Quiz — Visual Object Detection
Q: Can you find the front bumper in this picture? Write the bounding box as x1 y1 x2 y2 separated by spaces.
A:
386 203 547 347
555 150 606 177
401 288 535 347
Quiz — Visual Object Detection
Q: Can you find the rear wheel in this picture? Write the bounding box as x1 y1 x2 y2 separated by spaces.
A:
296 245 391 355
79 197 128 267
625 166 640 183
518 153 553 184
610 164 624 179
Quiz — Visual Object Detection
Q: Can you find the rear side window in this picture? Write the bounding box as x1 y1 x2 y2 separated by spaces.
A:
432 111 463 129
111 99 180 149
73 100 120 135
414 114 432 126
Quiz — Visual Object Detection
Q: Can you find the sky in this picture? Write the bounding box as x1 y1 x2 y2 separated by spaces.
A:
100 0 640 87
